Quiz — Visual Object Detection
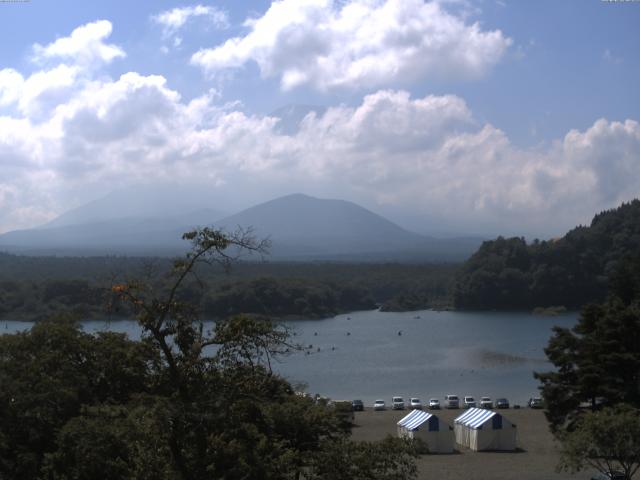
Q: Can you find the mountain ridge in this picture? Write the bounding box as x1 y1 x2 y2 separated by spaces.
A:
0 192 481 261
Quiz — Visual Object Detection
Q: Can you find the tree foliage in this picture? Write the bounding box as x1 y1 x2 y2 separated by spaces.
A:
535 255 640 432
558 405 640 480
454 200 640 310
0 227 419 479
0 254 456 321
537 254 640 479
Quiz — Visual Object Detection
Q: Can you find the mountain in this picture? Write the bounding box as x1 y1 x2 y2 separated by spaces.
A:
0 192 481 260
0 210 223 256
42 184 225 228
215 194 480 261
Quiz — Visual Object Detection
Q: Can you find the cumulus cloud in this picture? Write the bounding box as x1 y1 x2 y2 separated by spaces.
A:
191 0 511 90
33 20 125 67
152 5 229 39
0 69 24 106
1 20 639 237
2 66 639 235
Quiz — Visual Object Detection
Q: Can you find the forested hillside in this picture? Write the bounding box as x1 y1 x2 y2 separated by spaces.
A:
454 200 640 310
0 256 456 321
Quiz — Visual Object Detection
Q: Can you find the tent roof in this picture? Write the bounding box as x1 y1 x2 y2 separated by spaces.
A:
454 408 500 429
397 410 434 431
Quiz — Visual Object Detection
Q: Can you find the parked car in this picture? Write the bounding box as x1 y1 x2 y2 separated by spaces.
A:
495 398 510 409
410 398 422 410
528 397 544 409
373 399 386 411
591 471 626 480
444 395 459 409
352 399 364 411
463 396 476 408
480 397 493 409
392 396 405 410
428 398 441 409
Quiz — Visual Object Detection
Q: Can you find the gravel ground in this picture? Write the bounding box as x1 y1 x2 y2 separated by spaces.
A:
350 408 613 480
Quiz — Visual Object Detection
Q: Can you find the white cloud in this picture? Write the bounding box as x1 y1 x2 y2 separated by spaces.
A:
1 20 638 237
603 48 623 65
152 5 229 39
2 66 638 236
0 69 24 106
33 20 125 67
191 0 511 91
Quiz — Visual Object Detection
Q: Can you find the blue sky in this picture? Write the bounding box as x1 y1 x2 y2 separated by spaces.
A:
0 0 639 236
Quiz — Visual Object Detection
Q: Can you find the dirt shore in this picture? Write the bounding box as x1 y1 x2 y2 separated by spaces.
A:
351 408 605 480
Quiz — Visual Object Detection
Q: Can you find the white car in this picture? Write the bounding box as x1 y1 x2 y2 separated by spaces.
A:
373 399 386 411
528 397 544 409
444 395 459 409
464 396 476 408
392 396 405 410
480 397 493 409
409 398 422 410
428 398 440 410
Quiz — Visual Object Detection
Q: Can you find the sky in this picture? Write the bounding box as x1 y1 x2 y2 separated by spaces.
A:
0 0 639 238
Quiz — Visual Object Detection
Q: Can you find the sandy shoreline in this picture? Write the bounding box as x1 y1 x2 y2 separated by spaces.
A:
350 408 620 480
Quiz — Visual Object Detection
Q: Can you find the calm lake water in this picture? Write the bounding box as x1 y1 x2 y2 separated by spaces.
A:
2 309 578 406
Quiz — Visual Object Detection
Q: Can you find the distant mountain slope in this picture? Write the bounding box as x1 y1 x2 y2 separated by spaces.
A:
215 193 477 260
43 184 225 229
0 192 481 260
0 210 223 256
453 199 640 310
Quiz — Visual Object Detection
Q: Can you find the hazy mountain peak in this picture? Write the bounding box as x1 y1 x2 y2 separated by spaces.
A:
0 192 481 260
42 184 226 229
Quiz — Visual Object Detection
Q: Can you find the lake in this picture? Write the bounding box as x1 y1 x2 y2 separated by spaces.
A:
2 309 578 406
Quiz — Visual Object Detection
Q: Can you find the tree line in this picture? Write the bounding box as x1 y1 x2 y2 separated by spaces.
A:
454 200 640 310
0 257 457 321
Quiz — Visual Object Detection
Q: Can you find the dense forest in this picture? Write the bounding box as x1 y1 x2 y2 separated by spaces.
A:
0 255 456 321
454 200 640 310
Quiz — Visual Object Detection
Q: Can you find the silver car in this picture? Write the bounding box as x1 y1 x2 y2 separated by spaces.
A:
392 396 405 410
444 395 459 409
480 396 493 409
373 399 386 411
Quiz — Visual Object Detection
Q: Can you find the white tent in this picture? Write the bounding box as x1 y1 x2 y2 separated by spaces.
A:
454 408 517 451
397 409 454 453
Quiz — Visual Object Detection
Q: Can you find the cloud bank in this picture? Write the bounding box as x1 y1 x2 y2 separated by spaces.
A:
1 17 639 238
191 0 512 90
